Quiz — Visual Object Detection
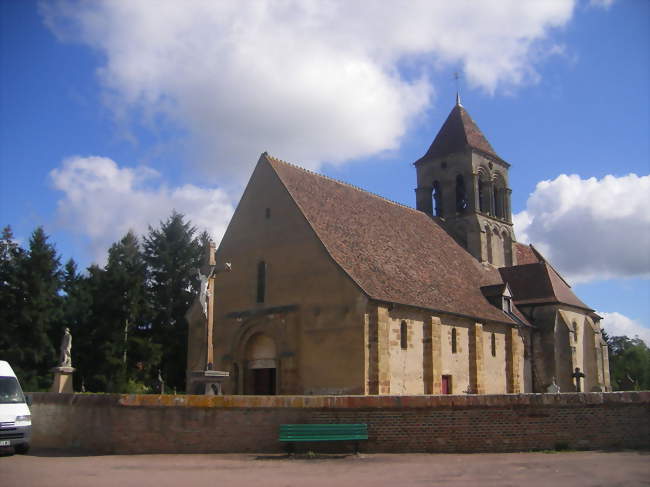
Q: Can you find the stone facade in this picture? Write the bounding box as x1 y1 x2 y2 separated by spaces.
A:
187 100 610 395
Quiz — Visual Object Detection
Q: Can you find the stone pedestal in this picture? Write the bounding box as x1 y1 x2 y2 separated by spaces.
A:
51 366 75 393
187 369 229 395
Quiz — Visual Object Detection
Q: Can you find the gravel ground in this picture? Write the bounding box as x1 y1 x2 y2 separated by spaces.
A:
1 449 648 487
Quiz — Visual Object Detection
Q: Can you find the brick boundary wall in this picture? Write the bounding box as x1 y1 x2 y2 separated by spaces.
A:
29 392 649 454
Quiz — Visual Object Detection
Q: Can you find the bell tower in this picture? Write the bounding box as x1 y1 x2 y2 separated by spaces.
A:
414 96 517 267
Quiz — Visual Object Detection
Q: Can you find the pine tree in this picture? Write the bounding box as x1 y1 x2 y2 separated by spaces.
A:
105 231 160 391
0 226 28 379
144 212 203 391
2 227 63 390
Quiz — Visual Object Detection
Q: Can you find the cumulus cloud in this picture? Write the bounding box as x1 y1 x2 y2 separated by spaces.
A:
41 1 576 183
514 174 650 283
51 156 234 263
600 312 650 345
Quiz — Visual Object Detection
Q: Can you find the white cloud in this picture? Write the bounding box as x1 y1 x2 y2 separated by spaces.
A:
588 0 616 9
50 156 234 263
41 1 576 183
600 312 650 345
514 174 650 283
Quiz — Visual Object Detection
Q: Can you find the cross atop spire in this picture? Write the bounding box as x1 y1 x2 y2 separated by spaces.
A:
454 71 462 107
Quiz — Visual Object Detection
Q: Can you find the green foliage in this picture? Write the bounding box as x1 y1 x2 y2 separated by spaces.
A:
144 212 204 392
2 214 206 394
608 335 650 391
0 226 62 390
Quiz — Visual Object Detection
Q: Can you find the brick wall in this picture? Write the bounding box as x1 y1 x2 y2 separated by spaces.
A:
29 392 649 454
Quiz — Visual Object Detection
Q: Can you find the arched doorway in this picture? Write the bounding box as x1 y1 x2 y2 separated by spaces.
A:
245 334 277 395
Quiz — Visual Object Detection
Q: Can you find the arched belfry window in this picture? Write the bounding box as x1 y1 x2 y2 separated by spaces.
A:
400 321 408 350
433 181 443 216
455 175 468 212
493 176 506 219
451 328 457 354
256 261 266 303
478 172 491 214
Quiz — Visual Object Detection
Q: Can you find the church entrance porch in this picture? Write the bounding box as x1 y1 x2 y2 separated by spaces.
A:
244 333 278 395
250 368 276 395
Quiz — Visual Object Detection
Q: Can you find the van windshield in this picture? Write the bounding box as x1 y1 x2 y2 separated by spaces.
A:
0 377 26 404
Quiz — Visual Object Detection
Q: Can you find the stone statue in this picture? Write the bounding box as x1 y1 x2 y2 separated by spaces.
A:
58 327 72 367
546 376 560 394
198 270 210 317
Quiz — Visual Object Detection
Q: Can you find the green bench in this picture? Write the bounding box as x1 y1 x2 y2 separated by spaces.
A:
279 423 368 453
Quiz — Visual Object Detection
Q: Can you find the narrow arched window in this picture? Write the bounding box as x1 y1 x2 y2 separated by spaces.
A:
256 261 266 303
493 176 506 219
572 322 578 342
486 227 493 264
451 328 457 354
455 175 468 212
491 333 496 357
478 178 486 213
400 321 408 350
433 181 442 216
503 231 512 267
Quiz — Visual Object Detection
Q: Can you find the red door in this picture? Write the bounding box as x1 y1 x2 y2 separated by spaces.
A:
441 375 452 394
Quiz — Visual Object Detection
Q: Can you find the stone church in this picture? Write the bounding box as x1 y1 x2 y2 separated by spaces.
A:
186 98 611 396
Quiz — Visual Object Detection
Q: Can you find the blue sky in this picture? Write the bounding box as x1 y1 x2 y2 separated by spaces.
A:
1 0 648 341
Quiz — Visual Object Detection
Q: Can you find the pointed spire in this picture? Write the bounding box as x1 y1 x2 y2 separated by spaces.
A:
420 102 500 161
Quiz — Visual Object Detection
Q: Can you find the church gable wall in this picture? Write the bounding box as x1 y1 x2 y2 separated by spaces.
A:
211 158 367 395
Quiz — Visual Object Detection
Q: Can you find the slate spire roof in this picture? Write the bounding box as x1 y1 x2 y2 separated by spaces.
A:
416 103 503 163
263 153 516 325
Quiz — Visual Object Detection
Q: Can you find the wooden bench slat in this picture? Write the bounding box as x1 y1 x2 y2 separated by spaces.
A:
279 423 368 443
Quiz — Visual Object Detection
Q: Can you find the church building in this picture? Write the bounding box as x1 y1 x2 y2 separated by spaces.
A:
186 98 611 396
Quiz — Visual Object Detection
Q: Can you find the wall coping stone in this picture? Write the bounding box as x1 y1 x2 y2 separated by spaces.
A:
30 391 650 410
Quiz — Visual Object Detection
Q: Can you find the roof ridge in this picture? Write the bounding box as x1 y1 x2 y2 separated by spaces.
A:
263 152 422 214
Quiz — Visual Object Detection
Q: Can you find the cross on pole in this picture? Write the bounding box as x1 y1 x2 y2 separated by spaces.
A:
454 71 462 106
572 367 585 392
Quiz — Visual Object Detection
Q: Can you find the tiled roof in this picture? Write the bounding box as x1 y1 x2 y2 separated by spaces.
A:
499 262 592 311
515 243 541 265
265 154 514 324
417 104 502 163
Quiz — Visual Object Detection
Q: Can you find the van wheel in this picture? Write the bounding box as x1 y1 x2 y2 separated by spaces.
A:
14 444 30 455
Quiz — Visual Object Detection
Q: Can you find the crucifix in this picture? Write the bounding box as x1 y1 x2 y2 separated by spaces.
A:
572 367 585 392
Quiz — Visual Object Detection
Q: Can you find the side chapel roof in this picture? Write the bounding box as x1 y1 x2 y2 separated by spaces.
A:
499 253 592 312
264 153 515 324
415 103 504 164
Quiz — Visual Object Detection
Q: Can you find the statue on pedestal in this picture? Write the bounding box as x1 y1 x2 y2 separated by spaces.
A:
59 327 72 367
51 327 75 393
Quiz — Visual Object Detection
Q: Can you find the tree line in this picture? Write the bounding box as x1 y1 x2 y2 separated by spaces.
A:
0 212 208 393
602 330 650 391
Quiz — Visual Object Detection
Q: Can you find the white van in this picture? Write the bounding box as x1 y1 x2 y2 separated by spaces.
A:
0 361 31 454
